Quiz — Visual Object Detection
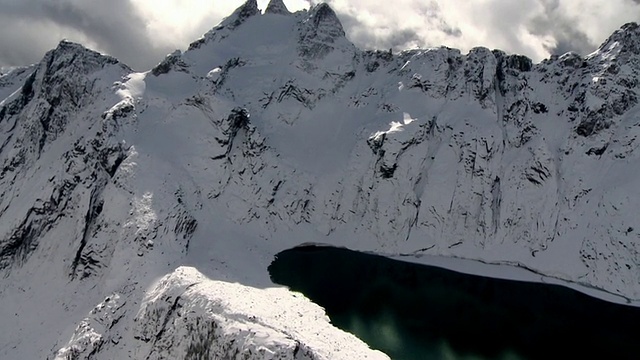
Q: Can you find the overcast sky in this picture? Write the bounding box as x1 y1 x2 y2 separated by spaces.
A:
0 0 639 71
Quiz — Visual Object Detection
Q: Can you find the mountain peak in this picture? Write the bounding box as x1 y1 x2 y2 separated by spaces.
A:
188 0 260 49
305 2 345 39
51 40 116 59
223 0 260 29
591 22 640 61
265 0 290 15
297 2 350 61
52 40 98 59
311 3 343 32
44 40 121 72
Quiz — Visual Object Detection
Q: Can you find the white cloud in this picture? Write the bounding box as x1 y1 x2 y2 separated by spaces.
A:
129 0 310 50
322 0 640 61
0 0 638 69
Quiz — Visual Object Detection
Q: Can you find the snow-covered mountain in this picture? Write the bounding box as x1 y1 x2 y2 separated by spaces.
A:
1 0 639 358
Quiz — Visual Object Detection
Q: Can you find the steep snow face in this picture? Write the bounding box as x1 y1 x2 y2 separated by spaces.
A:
0 66 33 106
1 1 640 359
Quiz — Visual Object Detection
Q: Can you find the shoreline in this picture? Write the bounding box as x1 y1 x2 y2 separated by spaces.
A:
292 244 640 307
391 252 640 307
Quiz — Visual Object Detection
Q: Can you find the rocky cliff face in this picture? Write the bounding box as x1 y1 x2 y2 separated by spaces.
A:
1 0 640 359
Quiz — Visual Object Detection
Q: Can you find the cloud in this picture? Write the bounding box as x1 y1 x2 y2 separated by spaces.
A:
525 0 640 56
0 0 155 69
0 0 309 70
0 0 638 70
325 0 640 60
528 0 594 56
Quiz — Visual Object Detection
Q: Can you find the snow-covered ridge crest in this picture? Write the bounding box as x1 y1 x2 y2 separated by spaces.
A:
131 267 389 359
588 22 640 63
2 3 640 359
54 267 389 359
186 1 347 53
224 0 260 28
187 0 261 49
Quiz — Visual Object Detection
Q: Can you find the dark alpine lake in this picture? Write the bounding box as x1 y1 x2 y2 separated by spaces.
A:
268 246 640 360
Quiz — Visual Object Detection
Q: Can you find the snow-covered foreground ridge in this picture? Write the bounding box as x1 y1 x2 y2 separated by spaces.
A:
0 0 640 358
54 267 388 360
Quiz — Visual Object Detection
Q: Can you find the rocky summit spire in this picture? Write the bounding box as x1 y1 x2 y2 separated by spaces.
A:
308 3 345 39
265 0 290 15
224 0 260 29
593 22 640 60
297 3 350 60
187 0 260 50
46 40 121 74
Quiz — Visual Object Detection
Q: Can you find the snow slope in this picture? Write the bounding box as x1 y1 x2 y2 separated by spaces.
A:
54 267 388 360
1 1 640 358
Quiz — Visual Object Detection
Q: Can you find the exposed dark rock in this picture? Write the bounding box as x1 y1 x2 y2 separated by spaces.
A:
367 134 385 155
187 37 206 51
532 102 548 114
175 213 198 240
311 4 345 37
152 51 189 76
275 81 318 109
379 163 397 179
231 0 260 28
227 108 250 136
0 180 76 270
71 186 106 279
586 144 608 156
298 3 347 60
525 161 551 186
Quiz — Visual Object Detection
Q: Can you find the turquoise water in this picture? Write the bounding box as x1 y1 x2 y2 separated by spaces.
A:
268 246 640 360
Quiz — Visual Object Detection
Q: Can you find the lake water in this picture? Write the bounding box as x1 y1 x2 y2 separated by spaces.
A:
268 246 640 360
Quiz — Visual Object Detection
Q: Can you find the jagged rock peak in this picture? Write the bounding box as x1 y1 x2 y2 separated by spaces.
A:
187 0 260 50
492 50 533 72
592 22 640 60
307 3 345 38
226 0 260 28
311 3 343 27
41 40 122 74
265 0 290 15
151 50 191 76
51 40 114 60
607 22 640 45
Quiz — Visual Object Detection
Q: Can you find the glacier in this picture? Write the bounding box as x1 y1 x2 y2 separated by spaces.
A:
0 0 639 358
